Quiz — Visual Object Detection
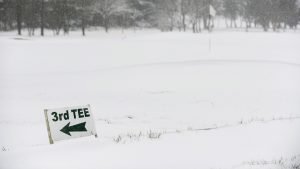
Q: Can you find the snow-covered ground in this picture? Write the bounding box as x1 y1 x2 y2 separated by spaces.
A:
0 30 300 169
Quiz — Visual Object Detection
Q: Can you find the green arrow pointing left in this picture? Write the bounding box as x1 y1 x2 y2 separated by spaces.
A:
60 122 87 136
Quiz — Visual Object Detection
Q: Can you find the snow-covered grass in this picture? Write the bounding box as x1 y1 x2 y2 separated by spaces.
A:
0 30 300 169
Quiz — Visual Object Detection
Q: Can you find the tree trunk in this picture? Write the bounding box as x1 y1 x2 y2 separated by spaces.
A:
105 22 108 33
82 25 85 36
81 15 85 36
104 16 109 33
16 0 22 35
203 17 208 30
182 14 186 32
41 0 45 36
81 0 86 36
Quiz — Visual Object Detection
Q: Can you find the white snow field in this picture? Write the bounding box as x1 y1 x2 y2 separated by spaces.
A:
0 30 300 169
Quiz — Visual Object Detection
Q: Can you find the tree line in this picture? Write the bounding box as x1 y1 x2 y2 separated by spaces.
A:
0 0 299 36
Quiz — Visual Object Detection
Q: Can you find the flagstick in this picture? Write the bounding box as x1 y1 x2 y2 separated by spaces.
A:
208 15 212 53
209 32 211 53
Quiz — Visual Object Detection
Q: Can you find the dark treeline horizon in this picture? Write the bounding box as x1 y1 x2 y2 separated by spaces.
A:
0 0 299 36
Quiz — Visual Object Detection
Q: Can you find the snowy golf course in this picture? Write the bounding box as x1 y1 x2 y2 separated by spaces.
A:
0 30 300 169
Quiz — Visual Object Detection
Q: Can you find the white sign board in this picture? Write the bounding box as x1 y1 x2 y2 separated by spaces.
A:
209 5 216 17
44 105 97 144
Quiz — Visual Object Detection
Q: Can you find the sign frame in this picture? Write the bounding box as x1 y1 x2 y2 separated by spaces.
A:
44 104 98 144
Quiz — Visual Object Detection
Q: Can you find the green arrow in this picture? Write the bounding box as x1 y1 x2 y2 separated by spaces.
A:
60 122 87 136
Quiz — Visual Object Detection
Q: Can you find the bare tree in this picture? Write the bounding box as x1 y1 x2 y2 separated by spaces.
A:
223 0 238 28
16 0 23 35
190 0 207 33
40 0 45 36
95 0 118 32
0 0 15 31
179 0 190 31
155 0 178 31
